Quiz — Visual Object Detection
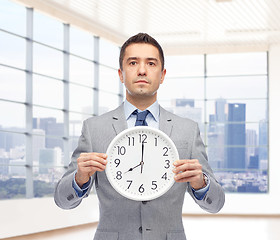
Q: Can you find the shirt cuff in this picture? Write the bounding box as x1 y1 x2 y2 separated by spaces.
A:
191 173 210 200
72 171 91 197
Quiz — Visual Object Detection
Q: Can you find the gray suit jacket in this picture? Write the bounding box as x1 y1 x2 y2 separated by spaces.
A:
54 104 225 240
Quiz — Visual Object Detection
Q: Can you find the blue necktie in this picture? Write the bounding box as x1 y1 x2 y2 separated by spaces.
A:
134 110 149 126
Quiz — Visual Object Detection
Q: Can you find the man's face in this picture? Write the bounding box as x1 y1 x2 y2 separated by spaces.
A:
118 43 166 103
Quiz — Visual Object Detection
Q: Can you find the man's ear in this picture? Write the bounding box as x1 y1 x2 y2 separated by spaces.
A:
118 69 124 83
160 69 166 84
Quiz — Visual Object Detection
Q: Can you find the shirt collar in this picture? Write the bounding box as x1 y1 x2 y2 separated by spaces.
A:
124 99 160 122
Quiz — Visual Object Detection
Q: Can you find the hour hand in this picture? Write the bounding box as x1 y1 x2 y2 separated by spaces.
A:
125 163 141 173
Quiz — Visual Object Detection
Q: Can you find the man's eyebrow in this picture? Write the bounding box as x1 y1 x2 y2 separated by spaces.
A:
126 57 138 62
126 57 158 62
147 57 158 62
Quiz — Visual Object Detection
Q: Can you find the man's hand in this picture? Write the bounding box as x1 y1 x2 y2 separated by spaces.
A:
173 159 206 190
75 152 107 188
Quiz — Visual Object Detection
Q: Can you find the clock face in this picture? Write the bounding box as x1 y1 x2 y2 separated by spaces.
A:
105 126 179 201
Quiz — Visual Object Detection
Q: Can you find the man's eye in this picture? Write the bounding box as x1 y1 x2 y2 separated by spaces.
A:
148 62 156 66
129 61 137 65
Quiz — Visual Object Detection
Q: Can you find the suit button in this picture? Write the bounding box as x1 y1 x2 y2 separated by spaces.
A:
67 194 74 201
139 226 142 233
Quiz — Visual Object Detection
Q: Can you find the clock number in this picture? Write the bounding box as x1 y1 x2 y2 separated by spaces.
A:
114 158 120 167
127 180 133 189
162 172 167 180
117 146 126 155
138 184 145 193
151 181 157 190
154 137 158 146
116 171 122 180
127 136 135 146
163 147 168 156
164 160 170 169
139 134 147 143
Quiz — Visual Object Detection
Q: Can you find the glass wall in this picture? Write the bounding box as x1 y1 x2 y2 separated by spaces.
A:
159 53 268 193
0 0 120 199
0 0 268 199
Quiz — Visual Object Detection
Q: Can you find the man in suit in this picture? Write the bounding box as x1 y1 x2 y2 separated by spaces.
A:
54 33 225 240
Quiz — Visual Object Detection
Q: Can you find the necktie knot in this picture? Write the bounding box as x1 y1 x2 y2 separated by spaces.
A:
133 110 149 126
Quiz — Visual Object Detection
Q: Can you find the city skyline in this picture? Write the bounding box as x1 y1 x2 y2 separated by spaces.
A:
0 97 268 196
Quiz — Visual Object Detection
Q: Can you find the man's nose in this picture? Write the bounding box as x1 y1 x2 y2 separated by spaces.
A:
138 62 147 75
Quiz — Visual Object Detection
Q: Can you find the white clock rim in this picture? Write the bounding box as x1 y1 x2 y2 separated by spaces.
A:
105 126 179 201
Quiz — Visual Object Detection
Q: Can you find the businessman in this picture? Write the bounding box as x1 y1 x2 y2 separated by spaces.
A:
54 33 225 240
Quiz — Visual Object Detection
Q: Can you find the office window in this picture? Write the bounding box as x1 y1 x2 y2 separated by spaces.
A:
33 10 63 49
160 52 268 193
33 43 63 79
70 26 94 60
69 84 94 114
98 38 120 114
0 66 26 102
0 0 26 35
33 75 63 109
206 52 268 193
0 1 122 200
0 31 25 69
69 55 94 87
99 38 119 68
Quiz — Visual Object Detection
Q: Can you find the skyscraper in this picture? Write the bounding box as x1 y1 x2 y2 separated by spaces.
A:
226 103 246 170
259 119 268 162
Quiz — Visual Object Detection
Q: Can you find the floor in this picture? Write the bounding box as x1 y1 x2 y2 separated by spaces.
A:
3 215 280 240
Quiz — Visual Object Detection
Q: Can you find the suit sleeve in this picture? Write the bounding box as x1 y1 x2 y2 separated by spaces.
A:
187 123 225 213
54 120 95 209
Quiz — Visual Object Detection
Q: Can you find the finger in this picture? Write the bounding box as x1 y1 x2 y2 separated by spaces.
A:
173 159 198 167
174 169 201 182
175 176 199 183
78 160 107 172
173 162 202 174
80 152 107 159
78 154 107 164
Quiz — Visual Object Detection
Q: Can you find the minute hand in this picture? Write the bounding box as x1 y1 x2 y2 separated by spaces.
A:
140 142 144 174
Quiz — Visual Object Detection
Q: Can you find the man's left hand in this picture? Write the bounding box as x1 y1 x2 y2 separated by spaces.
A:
173 159 206 190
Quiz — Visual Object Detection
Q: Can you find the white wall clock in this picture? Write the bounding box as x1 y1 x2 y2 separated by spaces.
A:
105 126 179 201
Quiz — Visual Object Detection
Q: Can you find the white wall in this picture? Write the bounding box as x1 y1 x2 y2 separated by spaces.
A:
0 195 99 238
1 44 280 238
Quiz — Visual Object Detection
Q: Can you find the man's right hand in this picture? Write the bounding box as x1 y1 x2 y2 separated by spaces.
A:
75 152 107 188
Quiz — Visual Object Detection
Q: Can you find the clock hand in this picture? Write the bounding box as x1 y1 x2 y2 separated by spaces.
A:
124 163 141 173
140 142 144 174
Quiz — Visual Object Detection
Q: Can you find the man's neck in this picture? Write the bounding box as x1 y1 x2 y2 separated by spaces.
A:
126 96 157 110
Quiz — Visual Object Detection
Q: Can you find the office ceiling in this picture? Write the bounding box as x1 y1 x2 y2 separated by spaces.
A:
14 0 280 54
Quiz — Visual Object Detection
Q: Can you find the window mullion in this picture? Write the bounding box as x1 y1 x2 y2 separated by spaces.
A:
63 23 70 167
94 36 99 116
25 7 34 198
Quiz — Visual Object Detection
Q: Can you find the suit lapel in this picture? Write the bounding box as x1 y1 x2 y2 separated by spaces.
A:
111 103 128 135
159 106 173 137
110 104 173 137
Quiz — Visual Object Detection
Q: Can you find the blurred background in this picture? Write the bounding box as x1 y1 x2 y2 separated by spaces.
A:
0 0 279 239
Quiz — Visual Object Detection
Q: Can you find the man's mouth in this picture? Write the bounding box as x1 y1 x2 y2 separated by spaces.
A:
135 78 149 84
136 80 148 83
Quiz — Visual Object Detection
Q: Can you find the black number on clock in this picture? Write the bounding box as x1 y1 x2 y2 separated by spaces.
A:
114 158 120 167
127 136 135 146
127 180 133 189
154 137 158 146
151 181 157 190
116 171 122 180
139 134 147 143
117 146 126 155
164 160 170 169
162 172 167 180
163 147 168 156
138 184 145 193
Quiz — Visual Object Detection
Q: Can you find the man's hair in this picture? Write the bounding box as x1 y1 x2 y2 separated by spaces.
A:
119 33 165 71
